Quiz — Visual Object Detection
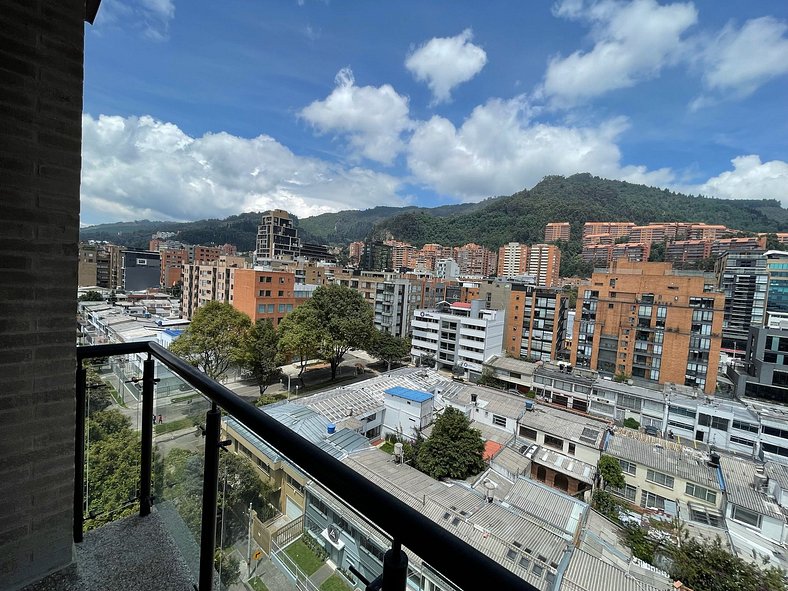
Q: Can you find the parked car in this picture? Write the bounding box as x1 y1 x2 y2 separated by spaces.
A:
644 425 661 437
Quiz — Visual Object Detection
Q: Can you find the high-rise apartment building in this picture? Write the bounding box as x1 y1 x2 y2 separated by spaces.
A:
545 222 570 243
497 242 529 278
231 268 308 327
527 244 561 288
255 209 301 264
374 279 422 337
160 247 188 288
361 241 393 271
716 251 769 355
766 250 788 315
571 261 724 394
348 241 365 265
505 284 566 361
78 243 98 287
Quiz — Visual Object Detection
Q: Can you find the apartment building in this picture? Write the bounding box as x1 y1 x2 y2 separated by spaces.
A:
78 243 99 286
505 284 566 361
384 240 417 270
604 430 724 522
581 243 613 266
435 258 460 279
711 236 766 257
361 241 393 271
611 242 650 263
665 239 712 263
497 242 529 277
583 222 635 240
159 247 188 288
181 257 246 319
348 241 365 265
728 326 788 403
230 268 307 327
571 261 724 394
188 244 223 265
121 250 161 291
544 221 570 243
374 278 422 337
766 250 788 315
716 251 768 355
410 300 504 377
456 243 496 277
255 208 301 264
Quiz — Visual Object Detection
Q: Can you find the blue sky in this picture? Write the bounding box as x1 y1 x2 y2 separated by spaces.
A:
81 0 788 226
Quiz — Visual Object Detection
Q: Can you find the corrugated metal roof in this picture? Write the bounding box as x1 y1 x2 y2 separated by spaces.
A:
504 479 586 537
605 429 720 489
720 457 785 520
519 406 608 449
562 548 670 591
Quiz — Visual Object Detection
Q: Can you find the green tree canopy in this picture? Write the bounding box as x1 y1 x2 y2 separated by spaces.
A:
598 455 625 490
301 285 375 380
86 365 112 416
670 536 786 591
366 331 410 371
170 301 251 381
238 319 280 395
278 304 324 384
79 290 104 301
416 407 486 480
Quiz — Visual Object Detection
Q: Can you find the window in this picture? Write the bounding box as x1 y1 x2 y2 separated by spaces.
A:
670 406 696 419
731 505 762 528
519 426 537 440
619 459 637 476
492 415 507 427
543 434 563 451
568 443 576 455
689 505 722 527
646 469 674 489
730 435 754 448
685 483 717 504
610 483 637 502
763 425 788 439
641 490 667 511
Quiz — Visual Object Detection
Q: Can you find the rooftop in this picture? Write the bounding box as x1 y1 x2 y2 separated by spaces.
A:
519 404 609 449
605 429 721 489
719 457 786 520
385 385 433 403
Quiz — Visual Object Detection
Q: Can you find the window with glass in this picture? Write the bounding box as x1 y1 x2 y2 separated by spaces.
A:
685 483 717 504
543 434 564 451
731 505 762 528
519 426 537 440
619 459 637 475
610 483 637 502
492 414 507 427
646 469 674 489
640 490 667 511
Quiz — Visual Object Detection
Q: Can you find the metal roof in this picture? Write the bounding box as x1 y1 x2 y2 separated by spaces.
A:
530 446 596 485
561 548 670 591
720 457 786 520
503 479 586 537
604 429 720 488
385 386 433 403
519 406 608 449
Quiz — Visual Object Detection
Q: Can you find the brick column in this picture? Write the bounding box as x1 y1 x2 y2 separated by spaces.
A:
0 1 85 588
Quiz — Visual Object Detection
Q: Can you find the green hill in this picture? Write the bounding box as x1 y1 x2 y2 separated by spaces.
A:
80 174 787 252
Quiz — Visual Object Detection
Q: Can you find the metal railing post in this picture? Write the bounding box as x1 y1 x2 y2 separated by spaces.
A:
199 404 221 591
74 363 86 543
140 355 155 517
382 539 408 591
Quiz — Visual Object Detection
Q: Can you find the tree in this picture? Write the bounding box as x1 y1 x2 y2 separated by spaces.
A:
214 548 240 588
238 319 280 395
170 301 251 381
86 365 112 415
613 371 631 383
623 417 640 429
477 367 507 390
598 455 625 490
670 535 787 591
79 290 104 301
278 305 323 385
416 407 486 480
366 331 410 371
304 285 375 380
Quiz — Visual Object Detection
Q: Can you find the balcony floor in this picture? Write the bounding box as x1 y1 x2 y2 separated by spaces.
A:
23 512 194 591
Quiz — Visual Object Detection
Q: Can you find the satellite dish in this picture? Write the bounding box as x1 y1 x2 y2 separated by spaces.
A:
328 524 340 544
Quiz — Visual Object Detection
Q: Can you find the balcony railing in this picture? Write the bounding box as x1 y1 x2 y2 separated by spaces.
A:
76 341 534 591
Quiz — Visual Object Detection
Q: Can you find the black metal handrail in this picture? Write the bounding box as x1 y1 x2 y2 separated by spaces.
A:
76 341 536 591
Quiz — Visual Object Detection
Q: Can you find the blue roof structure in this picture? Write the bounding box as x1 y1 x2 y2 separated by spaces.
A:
385 386 433 403
162 328 183 338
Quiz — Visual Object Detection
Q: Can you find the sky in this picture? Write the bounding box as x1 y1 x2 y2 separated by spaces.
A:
81 0 788 226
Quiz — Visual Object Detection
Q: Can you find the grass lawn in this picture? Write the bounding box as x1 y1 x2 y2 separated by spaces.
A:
154 417 193 435
248 577 269 591
379 441 394 454
284 539 324 576
320 574 352 591
107 384 127 408
171 393 198 404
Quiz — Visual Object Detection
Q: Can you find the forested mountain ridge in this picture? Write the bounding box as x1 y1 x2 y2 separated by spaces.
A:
80 174 787 250
373 174 788 249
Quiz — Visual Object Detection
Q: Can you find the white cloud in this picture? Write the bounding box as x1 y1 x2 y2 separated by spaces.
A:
80 114 404 225
97 0 176 40
700 17 788 99
406 96 673 198
299 68 412 165
683 155 788 205
542 0 697 106
405 29 488 104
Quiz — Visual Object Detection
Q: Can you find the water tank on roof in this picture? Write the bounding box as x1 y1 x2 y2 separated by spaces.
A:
327 423 336 435
525 400 535 411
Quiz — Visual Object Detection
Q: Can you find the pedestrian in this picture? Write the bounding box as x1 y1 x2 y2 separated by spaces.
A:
158 414 163 424
153 414 156 425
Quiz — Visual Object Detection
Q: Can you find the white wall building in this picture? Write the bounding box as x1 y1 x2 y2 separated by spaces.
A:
434 258 460 280
382 386 435 440
411 300 505 378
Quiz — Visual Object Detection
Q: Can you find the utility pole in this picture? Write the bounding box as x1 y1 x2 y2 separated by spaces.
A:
247 502 253 569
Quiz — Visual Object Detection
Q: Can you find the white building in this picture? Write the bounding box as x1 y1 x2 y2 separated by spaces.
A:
434 258 460 279
382 386 435 440
411 300 505 378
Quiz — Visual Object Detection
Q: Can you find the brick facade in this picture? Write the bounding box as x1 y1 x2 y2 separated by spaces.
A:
0 1 86 588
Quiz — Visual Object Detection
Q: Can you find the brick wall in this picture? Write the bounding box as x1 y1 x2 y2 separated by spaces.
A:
0 1 85 588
